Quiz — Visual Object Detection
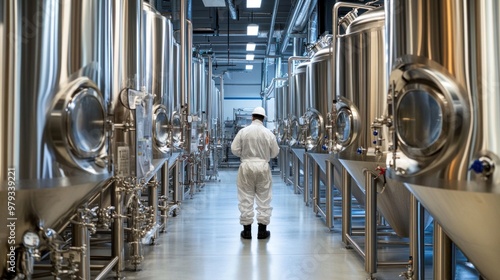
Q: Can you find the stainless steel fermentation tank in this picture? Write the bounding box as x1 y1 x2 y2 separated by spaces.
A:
334 7 418 238
274 83 289 144
304 44 332 152
189 56 207 154
1 0 112 276
290 61 309 146
111 0 144 178
171 41 183 149
142 3 173 158
303 36 365 216
386 1 500 279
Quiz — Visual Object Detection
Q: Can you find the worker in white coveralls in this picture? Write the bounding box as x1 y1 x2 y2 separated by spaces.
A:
231 106 280 239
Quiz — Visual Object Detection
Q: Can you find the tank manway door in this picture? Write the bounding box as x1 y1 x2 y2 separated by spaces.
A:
170 111 183 150
49 77 108 174
389 63 469 176
302 108 325 152
153 105 170 156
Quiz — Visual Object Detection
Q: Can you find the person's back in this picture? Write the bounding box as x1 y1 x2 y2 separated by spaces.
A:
230 107 279 239
232 119 279 162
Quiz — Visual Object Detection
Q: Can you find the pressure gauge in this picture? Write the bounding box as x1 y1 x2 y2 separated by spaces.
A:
23 231 40 248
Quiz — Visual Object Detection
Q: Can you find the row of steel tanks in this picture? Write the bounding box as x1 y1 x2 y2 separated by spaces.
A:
0 0 221 278
383 0 500 279
318 0 499 279
327 3 434 278
283 34 367 228
284 0 497 278
1 1 115 278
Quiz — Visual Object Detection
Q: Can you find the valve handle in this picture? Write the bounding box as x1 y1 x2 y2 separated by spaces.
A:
469 159 484 174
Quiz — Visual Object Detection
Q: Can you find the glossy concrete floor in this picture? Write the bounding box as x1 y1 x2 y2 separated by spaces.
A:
121 169 479 280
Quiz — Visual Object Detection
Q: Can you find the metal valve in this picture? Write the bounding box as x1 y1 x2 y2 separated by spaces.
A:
357 146 366 155
469 156 494 179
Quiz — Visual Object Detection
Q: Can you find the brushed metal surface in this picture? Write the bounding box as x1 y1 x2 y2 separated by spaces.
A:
336 7 387 159
387 0 500 278
1 0 114 274
407 183 500 280
340 159 413 237
334 8 419 237
142 3 172 157
292 62 308 119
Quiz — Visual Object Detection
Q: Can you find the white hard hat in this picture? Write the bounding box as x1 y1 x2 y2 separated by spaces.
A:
252 106 266 117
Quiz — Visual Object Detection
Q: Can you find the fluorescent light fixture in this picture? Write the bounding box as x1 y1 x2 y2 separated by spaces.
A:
246 54 255 61
247 0 262 8
245 65 254 70
202 0 226 7
246 42 256 51
247 24 259 36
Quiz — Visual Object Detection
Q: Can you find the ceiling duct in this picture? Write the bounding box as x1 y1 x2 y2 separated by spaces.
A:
224 0 238 20
279 0 317 54
265 0 281 57
293 0 317 32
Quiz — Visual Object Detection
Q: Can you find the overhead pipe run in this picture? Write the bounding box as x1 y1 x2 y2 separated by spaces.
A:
293 0 317 33
265 0 281 57
279 0 317 55
224 0 237 20
308 8 318 45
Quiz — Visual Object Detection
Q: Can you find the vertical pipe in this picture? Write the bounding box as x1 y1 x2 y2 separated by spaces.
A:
303 152 309 205
217 74 224 175
279 151 284 180
433 222 454 280
219 74 224 139
160 164 168 232
341 166 351 245
308 8 318 44
73 211 90 280
410 194 425 279
262 61 269 92
207 56 213 134
148 176 158 241
186 19 193 152
112 181 124 275
293 153 299 194
265 0 280 57
173 159 181 202
180 0 186 121
364 169 377 275
293 37 302 57
284 147 289 182
325 159 333 229
418 204 426 278
313 162 319 214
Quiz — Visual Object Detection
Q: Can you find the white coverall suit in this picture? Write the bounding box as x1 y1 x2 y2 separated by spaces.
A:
231 119 280 225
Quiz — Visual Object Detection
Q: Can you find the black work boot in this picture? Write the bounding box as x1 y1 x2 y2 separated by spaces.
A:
241 225 252 239
257 223 270 239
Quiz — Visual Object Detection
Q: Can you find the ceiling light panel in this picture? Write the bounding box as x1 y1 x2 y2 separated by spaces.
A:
202 0 226 7
247 24 259 36
246 43 256 51
246 54 255 61
247 0 262 8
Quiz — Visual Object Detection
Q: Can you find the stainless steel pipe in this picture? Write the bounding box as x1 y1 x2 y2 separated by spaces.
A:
341 166 351 245
325 159 334 229
303 152 310 205
364 169 377 276
433 222 453 280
